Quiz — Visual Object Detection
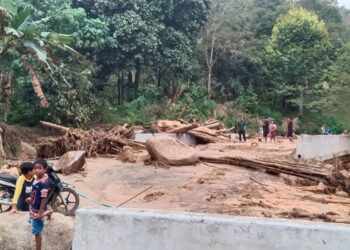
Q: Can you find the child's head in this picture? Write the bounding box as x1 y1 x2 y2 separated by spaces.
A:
20 162 34 177
33 159 48 178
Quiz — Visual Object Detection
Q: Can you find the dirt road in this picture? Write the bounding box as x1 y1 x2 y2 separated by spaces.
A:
60 140 350 223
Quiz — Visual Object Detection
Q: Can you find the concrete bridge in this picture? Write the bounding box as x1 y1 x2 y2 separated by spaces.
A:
295 134 350 161
73 208 350 250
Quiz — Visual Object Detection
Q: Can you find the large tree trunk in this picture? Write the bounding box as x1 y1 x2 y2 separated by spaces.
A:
206 32 216 97
116 70 126 106
157 69 162 88
0 58 12 122
299 85 304 117
117 70 122 106
3 72 11 122
134 61 141 99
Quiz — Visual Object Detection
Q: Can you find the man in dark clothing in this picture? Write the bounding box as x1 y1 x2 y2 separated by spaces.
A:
263 117 270 142
237 117 246 142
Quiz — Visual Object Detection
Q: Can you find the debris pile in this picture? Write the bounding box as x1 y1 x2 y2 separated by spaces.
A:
37 121 145 158
154 119 233 143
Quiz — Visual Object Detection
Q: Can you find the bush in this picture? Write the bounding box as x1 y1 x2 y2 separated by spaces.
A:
234 87 258 113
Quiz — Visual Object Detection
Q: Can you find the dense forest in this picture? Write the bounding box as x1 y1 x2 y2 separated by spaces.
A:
0 0 349 133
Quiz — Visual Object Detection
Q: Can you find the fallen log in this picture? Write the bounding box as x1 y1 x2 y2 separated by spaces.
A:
40 121 69 133
168 123 199 134
188 130 231 143
199 156 349 193
204 121 224 130
302 195 350 205
109 137 146 149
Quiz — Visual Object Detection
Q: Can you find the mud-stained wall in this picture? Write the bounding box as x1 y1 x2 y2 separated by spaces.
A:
73 208 350 250
295 135 350 160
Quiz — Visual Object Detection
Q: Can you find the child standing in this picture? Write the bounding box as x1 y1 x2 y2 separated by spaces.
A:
28 159 52 250
11 162 34 212
269 121 277 143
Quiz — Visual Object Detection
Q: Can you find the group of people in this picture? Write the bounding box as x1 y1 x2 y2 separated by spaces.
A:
262 118 278 142
11 159 52 250
237 117 294 143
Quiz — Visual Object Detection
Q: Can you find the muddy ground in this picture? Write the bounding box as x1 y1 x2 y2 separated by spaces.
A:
59 140 350 224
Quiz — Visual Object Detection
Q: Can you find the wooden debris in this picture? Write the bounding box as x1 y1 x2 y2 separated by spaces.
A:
199 156 350 195
168 123 199 133
153 119 231 144
40 121 69 133
38 121 145 158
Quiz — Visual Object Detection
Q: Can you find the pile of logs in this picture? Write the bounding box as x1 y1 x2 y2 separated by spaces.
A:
37 121 145 158
155 119 233 143
200 156 350 195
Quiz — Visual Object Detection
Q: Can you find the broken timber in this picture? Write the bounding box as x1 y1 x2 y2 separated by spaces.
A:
199 156 350 194
39 121 145 158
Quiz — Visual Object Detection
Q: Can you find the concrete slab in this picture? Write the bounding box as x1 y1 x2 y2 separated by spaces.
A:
295 134 350 160
73 208 350 250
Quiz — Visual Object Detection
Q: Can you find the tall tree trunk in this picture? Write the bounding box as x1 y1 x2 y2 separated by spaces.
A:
0 58 11 122
117 70 122 106
157 69 162 88
207 32 216 97
121 71 124 105
134 62 141 99
207 67 212 96
299 85 304 117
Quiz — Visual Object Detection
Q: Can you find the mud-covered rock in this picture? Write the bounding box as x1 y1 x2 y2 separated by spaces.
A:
146 136 198 166
0 212 74 250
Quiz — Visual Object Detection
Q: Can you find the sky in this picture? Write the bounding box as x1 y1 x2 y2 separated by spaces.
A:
338 0 350 8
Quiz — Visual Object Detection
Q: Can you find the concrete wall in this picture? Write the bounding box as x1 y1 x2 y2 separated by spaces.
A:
73 208 350 250
295 134 350 161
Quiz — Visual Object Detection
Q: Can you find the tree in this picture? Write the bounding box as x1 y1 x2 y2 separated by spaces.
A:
0 0 76 121
266 7 332 116
74 0 209 104
201 0 229 96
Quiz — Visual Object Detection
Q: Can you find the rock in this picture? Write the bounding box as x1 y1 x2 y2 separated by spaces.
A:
18 141 37 160
56 151 86 175
0 166 19 176
0 212 74 250
120 146 136 163
146 136 199 166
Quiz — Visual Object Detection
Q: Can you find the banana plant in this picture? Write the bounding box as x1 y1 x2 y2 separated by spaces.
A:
0 0 78 120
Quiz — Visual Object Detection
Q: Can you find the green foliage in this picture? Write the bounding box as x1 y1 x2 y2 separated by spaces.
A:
234 86 258 113
8 60 96 127
0 0 349 135
173 85 216 121
266 7 332 114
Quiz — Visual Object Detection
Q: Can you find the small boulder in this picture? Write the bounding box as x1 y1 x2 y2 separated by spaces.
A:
18 142 37 160
56 151 86 175
0 166 19 176
0 212 74 250
146 136 199 166
120 146 136 163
